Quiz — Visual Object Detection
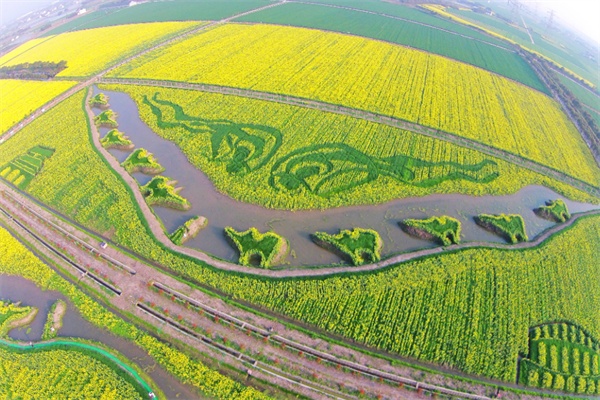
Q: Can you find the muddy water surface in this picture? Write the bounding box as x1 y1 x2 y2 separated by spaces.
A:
0 275 199 399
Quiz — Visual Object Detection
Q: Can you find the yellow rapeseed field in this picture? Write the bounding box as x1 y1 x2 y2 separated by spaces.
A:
0 79 76 134
0 21 200 77
110 23 600 186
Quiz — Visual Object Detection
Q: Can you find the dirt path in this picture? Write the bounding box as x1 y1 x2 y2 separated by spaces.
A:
98 77 600 199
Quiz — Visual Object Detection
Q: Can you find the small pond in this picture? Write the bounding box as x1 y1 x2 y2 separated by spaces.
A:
94 87 600 266
0 275 199 399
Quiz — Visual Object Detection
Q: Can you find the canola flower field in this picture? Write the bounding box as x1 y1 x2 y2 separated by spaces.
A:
0 22 201 77
1 0 599 392
0 345 146 399
0 90 598 384
109 23 600 186
0 79 76 134
104 84 596 209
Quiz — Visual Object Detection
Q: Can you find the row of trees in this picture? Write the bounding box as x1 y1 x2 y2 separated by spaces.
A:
0 60 67 80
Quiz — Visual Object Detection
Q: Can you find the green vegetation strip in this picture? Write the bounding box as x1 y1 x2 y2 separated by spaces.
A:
0 338 153 396
401 216 461 246
312 228 382 265
44 0 272 35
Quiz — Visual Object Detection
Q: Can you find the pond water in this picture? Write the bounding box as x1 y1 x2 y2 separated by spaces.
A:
94 86 600 266
0 275 199 399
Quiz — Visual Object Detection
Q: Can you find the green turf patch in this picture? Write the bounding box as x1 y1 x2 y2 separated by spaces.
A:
475 213 528 244
44 0 271 35
312 228 382 265
121 148 165 174
0 146 54 189
89 93 109 109
94 109 118 128
224 227 288 268
140 176 190 210
534 199 571 223
401 216 461 246
169 216 207 245
519 322 600 394
100 129 134 150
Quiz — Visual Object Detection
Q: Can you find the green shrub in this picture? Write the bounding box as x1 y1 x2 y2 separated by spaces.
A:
401 215 461 246
475 213 527 243
93 109 118 128
312 228 382 265
89 93 109 108
100 129 133 150
121 148 165 174
535 199 570 223
224 227 288 268
140 176 190 210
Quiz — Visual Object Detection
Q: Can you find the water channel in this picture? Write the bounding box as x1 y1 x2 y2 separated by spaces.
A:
94 86 600 266
0 275 199 399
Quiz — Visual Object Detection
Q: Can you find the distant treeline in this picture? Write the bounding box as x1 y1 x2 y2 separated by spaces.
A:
0 60 67 80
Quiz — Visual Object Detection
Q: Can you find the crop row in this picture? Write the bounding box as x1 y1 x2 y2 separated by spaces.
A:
108 23 600 185
0 146 54 189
